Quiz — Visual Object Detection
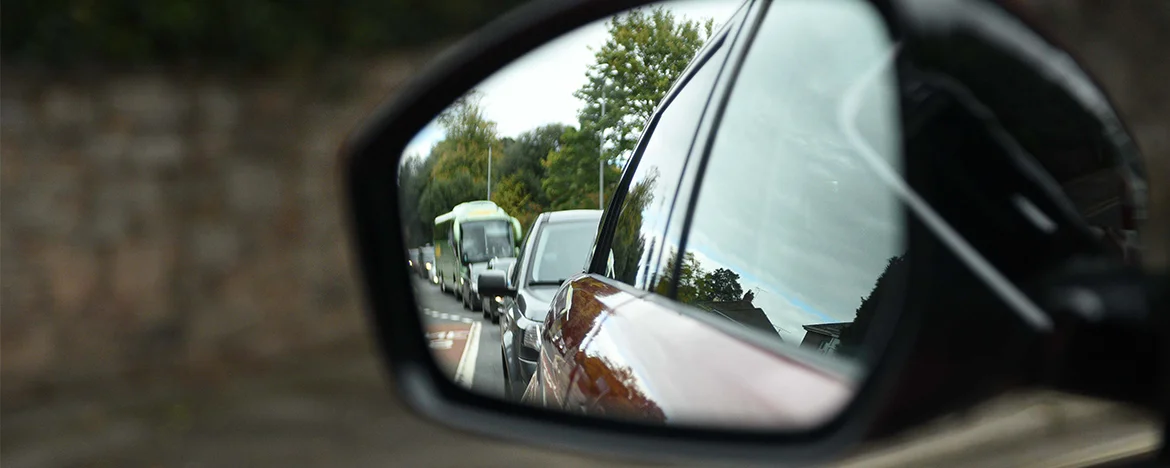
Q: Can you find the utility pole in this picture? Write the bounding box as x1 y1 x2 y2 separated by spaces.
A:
599 86 605 210
487 145 492 200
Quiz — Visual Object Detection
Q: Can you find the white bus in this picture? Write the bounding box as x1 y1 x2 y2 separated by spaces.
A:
433 200 522 311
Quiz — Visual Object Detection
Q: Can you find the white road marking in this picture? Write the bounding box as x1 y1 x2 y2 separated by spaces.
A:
453 321 482 388
460 318 472 324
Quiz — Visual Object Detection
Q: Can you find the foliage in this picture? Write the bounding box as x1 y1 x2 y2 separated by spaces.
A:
698 268 744 302
611 170 659 285
541 127 623 211
398 154 436 247
837 254 908 357
574 7 713 165
1 0 529 67
499 124 568 209
397 6 715 251
655 250 745 305
401 92 500 244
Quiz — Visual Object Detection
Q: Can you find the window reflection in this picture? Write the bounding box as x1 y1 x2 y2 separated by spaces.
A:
678 0 902 358
609 32 734 290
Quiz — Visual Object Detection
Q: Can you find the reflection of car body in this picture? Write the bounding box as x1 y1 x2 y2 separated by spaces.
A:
492 210 602 400
516 4 873 428
481 256 517 322
432 200 522 310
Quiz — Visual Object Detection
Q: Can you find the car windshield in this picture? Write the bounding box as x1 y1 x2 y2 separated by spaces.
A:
461 220 513 263
530 220 598 284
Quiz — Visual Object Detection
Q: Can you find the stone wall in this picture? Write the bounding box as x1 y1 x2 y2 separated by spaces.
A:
0 52 439 397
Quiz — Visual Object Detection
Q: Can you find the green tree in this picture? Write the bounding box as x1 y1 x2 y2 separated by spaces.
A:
541 126 622 210
544 6 712 215
417 90 501 233
499 123 568 207
698 268 744 302
610 170 659 285
574 6 713 165
491 173 541 232
398 153 431 247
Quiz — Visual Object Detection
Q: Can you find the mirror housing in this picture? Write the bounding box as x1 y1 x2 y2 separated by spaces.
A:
478 269 515 299
342 0 1159 463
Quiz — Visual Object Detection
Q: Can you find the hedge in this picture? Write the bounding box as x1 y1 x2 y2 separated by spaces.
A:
1 0 528 67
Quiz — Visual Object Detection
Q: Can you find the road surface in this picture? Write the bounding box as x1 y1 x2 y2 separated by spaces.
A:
412 276 507 400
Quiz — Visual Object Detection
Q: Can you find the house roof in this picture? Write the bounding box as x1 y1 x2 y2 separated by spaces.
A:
801 322 852 338
694 299 779 338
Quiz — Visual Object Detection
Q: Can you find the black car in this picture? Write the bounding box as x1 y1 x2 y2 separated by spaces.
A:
480 209 602 400
480 256 517 322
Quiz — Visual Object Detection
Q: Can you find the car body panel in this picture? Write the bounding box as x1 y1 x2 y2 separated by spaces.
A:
531 275 856 428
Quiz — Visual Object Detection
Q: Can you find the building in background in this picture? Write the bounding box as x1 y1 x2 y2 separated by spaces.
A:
800 322 852 355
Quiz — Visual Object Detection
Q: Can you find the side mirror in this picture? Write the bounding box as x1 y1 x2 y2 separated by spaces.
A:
477 270 515 299
343 0 1159 463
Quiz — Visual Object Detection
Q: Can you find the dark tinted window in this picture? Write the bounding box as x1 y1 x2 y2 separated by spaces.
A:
678 1 902 357
609 34 733 289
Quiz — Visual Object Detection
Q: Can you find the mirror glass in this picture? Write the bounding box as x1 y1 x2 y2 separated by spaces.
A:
397 0 901 430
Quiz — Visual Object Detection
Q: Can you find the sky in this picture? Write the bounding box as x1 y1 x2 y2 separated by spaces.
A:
402 0 743 160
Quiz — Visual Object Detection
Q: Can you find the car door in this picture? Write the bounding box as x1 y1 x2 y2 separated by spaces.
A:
558 0 899 425
502 216 540 355
538 0 755 414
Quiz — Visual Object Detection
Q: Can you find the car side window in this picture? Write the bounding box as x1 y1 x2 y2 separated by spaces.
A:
512 220 537 287
607 31 734 289
676 1 903 358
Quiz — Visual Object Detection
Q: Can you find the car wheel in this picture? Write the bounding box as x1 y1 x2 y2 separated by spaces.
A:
470 293 481 312
482 300 490 319
439 275 445 293
462 287 471 310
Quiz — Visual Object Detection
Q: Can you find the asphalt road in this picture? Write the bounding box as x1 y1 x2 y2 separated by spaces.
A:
412 275 507 401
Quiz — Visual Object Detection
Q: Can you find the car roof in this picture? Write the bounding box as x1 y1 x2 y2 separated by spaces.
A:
542 209 602 224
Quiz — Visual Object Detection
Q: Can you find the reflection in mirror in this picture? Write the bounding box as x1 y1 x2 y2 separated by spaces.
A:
396 0 899 430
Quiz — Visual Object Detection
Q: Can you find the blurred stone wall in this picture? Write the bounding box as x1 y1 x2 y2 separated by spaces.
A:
0 53 437 398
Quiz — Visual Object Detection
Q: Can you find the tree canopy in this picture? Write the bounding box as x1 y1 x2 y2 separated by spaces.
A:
397 6 714 251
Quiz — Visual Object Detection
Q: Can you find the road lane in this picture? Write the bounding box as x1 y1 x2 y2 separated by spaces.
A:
412 275 506 400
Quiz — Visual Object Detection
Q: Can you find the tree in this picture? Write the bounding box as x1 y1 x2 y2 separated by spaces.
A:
672 252 705 304
500 123 568 206
837 254 909 358
541 126 622 211
655 251 744 305
610 169 658 285
491 173 541 232
398 154 431 247
698 268 744 303
417 90 502 233
574 7 713 166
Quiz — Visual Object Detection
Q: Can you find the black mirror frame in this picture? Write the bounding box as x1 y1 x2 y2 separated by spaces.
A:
342 0 1156 464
